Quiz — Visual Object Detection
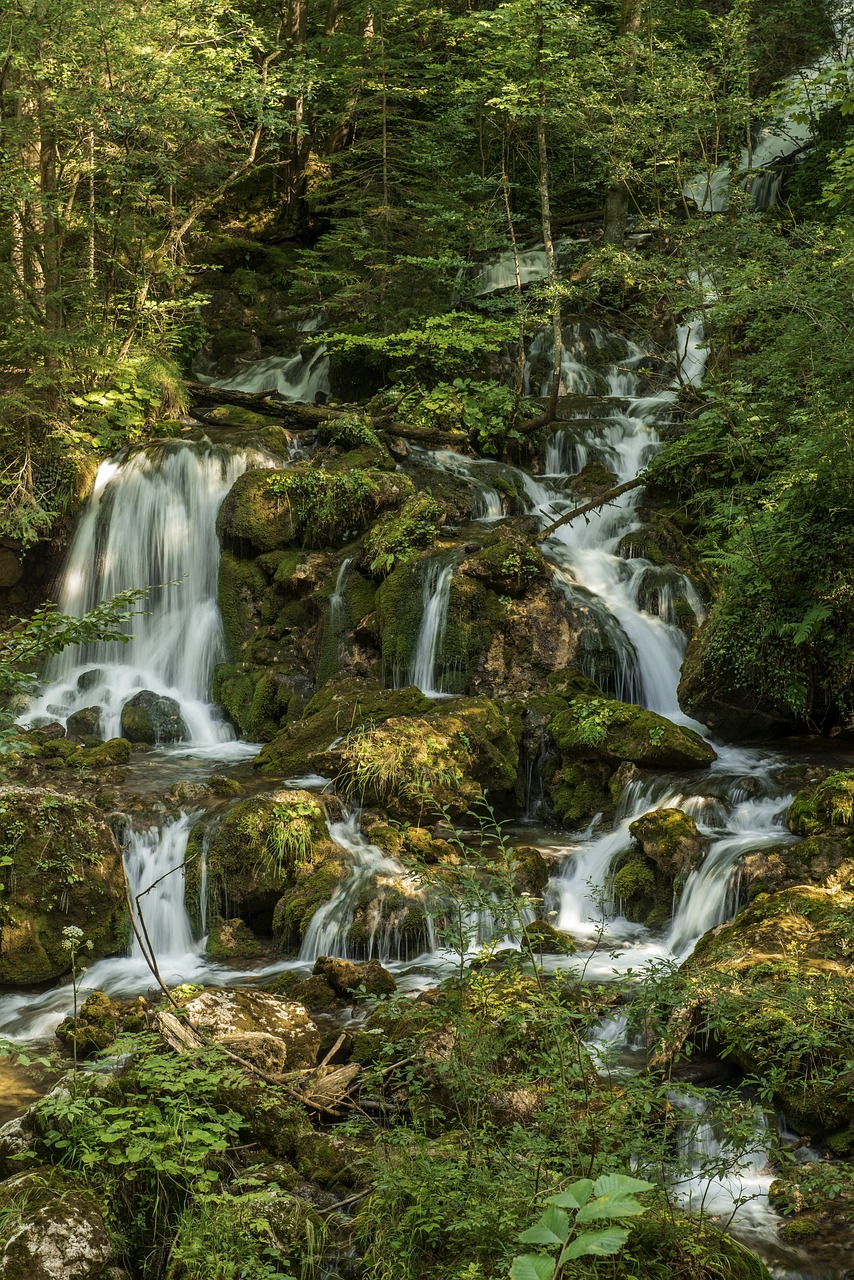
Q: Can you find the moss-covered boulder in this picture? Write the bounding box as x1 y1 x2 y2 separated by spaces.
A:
522 920 575 955
787 770 854 836
678 626 794 739
630 807 706 879
55 991 117 1057
218 464 413 552
336 695 521 822
548 758 614 827
272 847 350 947
458 523 546 598
120 690 187 744
186 789 334 935
207 917 267 960
313 955 396 998
0 788 127 984
361 494 445 576
254 680 433 777
550 694 715 770
0 1167 113 1280
684 887 854 1144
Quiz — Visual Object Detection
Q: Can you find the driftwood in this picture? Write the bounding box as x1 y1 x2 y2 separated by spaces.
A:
152 1010 361 1114
536 475 644 541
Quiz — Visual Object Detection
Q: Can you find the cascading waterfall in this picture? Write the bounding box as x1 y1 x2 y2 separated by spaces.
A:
200 344 331 403
299 811 434 963
25 440 267 749
0 812 206 1040
409 559 456 697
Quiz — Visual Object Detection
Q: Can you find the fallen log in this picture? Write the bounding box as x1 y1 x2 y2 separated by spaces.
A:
535 475 645 541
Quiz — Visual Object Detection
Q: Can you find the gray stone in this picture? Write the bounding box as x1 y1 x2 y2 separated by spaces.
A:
120 690 187 744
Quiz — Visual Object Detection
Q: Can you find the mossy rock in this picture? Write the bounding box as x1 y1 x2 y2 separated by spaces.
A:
207 918 266 960
550 693 715 770
629 807 706 878
335 695 521 822
677 627 794 740
458 524 546 598
213 661 311 741
0 788 128 984
273 848 350 947
362 494 445 577
186 790 333 935
120 691 187 744
313 955 396 997
254 680 433 777
55 990 117 1056
522 920 575 955
217 551 270 657
610 852 673 931
548 759 614 828
684 887 854 1141
218 464 414 552
0 1167 112 1279
787 770 854 836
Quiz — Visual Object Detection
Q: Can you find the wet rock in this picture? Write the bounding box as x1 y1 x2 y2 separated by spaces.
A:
0 1169 112 1280
0 548 22 588
208 918 266 960
522 920 576 955
165 779 211 806
0 788 127 984
550 694 715 771
0 1114 37 1180
207 773 244 797
186 789 334 935
678 629 793 739
120 690 187 744
313 955 396 998
629 807 706 879
183 988 320 1067
55 991 117 1056
66 707 101 738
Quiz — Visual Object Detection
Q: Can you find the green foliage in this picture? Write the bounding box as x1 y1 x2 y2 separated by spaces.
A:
326 316 518 384
69 354 189 450
561 698 616 748
399 380 527 455
512 1173 655 1279
364 496 445 577
265 469 381 548
263 796 325 878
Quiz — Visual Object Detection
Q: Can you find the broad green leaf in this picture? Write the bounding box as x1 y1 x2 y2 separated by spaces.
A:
518 1206 568 1245
560 1227 629 1261
576 1192 648 1223
510 1255 555 1280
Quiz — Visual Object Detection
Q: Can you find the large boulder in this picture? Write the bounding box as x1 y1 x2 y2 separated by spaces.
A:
120 690 187 744
0 788 127 984
550 693 716 771
183 988 320 1068
742 770 854 897
684 887 854 1147
0 1168 113 1280
312 955 396 998
185 789 335 936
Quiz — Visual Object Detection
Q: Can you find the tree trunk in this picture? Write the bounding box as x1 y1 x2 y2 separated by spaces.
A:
601 0 643 247
537 97 562 424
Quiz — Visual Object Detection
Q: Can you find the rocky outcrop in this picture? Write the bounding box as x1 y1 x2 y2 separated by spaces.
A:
183 988 320 1068
0 1168 113 1280
0 788 127 984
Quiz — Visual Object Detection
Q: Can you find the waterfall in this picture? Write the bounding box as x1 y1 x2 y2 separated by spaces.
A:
25 440 266 748
0 811 206 1040
410 560 455 697
299 811 433 963
200 345 331 403
329 557 353 630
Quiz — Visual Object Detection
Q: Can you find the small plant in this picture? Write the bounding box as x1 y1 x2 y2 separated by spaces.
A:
61 924 93 1072
264 797 323 876
510 1173 656 1280
564 698 615 748
648 724 665 747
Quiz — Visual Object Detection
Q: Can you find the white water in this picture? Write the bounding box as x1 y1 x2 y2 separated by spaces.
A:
300 811 433 963
201 345 331 403
24 441 268 747
409 560 455 697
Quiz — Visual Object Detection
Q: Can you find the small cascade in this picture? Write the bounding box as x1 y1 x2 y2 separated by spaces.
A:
25 440 267 749
0 811 205 1040
410 447 504 521
666 791 795 956
202 344 330 403
410 559 455 697
329 557 353 628
300 811 433 963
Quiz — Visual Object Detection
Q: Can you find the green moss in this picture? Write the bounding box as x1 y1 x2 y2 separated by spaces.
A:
273 852 349 946
788 771 854 835
548 760 613 828
441 573 505 694
550 694 716 770
0 788 128 983
363 495 445 576
165 1186 323 1280
255 680 432 777
460 524 546 597
522 920 575 955
218 551 269 658
376 559 432 681
186 789 331 933
629 807 704 878
337 695 520 821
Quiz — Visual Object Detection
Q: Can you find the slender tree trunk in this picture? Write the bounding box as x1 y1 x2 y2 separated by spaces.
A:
537 100 562 423
501 149 526 424
602 0 643 246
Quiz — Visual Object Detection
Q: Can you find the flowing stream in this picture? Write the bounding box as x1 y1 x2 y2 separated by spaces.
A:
3 316 845 1277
